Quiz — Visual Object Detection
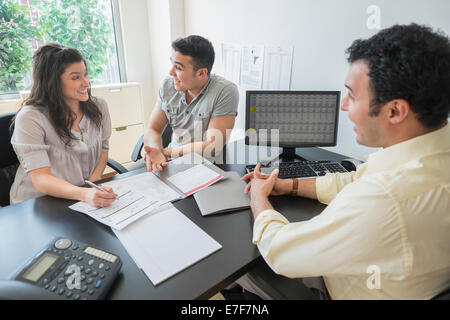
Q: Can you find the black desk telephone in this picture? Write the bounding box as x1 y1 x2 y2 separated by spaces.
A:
0 237 122 300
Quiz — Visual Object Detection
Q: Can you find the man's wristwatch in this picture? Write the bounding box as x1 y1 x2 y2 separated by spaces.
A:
290 178 298 196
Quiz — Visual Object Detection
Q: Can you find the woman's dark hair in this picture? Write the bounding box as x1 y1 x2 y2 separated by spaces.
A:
346 23 450 128
172 35 215 75
12 43 102 146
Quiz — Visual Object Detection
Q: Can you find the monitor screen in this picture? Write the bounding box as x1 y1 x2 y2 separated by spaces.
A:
245 90 340 148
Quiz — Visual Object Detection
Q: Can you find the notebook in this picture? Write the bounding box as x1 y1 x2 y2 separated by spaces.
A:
113 203 222 285
193 171 251 216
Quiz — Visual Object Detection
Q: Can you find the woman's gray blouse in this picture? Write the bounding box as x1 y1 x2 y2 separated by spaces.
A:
9 97 112 204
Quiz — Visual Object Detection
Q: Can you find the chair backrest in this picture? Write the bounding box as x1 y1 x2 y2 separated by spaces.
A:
131 125 227 163
162 125 227 163
0 113 19 206
161 124 173 148
131 125 174 162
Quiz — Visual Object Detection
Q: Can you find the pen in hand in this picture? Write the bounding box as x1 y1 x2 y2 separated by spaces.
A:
84 180 109 193
83 180 117 208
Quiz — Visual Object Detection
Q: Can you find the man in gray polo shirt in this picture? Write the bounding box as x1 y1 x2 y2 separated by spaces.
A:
134 35 239 173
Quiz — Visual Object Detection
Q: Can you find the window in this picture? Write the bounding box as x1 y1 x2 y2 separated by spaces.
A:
0 0 124 99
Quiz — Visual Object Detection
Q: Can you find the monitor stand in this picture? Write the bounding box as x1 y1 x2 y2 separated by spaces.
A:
278 147 307 162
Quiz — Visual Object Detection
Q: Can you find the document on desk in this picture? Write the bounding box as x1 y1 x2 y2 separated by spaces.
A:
102 172 182 205
167 164 224 196
69 173 182 230
69 153 225 230
113 203 222 286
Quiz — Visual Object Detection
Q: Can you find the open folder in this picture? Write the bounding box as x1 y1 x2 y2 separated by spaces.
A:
149 152 227 197
193 171 250 216
69 153 226 230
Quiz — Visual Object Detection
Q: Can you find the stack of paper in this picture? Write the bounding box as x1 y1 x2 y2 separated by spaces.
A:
113 203 222 285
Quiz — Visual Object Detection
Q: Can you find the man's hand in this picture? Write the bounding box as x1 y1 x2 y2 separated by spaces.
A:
144 145 168 173
250 168 279 201
242 163 292 196
243 164 282 220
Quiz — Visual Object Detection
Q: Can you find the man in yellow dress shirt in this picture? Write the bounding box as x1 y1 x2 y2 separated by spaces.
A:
242 23 450 299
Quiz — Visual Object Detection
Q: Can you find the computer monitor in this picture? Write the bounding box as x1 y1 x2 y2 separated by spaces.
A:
245 90 341 161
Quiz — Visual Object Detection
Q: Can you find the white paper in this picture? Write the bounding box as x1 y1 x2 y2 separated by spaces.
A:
222 43 242 84
103 172 181 205
69 172 182 230
240 45 265 88
262 45 293 90
114 203 222 286
167 164 223 196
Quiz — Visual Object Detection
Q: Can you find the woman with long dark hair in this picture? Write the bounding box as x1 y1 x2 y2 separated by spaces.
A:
10 43 117 207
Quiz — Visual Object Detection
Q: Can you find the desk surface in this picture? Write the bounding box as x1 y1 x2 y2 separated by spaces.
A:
0 147 347 299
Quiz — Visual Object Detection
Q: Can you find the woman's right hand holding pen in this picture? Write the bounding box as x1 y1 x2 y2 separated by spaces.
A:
82 185 117 208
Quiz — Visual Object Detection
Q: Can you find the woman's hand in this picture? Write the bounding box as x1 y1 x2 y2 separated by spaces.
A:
82 185 117 208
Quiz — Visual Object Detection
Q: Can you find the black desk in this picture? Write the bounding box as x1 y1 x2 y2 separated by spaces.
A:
0 147 347 299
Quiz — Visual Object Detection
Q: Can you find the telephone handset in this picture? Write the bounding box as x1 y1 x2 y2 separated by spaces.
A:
1 237 122 300
0 280 63 300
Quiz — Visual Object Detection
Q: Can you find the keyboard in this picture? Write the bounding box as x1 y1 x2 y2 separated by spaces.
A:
246 160 348 179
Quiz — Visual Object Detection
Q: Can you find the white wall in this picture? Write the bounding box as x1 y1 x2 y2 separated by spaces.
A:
117 0 155 126
146 0 186 101
183 0 450 160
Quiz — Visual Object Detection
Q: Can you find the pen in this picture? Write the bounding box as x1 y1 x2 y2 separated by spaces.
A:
84 180 108 193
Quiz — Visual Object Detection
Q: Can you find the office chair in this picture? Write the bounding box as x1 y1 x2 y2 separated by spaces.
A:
131 125 227 164
131 125 173 162
247 259 450 300
106 157 127 174
0 113 20 207
0 112 127 206
245 259 320 300
433 286 450 300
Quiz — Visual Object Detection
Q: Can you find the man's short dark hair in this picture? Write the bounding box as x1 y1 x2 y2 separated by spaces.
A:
172 35 215 75
346 23 450 128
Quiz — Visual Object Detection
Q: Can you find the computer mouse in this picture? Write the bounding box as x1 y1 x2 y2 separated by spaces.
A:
340 158 364 172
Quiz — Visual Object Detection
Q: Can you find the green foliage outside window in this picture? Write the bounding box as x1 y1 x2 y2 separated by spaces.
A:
36 0 115 81
0 0 116 95
0 0 38 93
